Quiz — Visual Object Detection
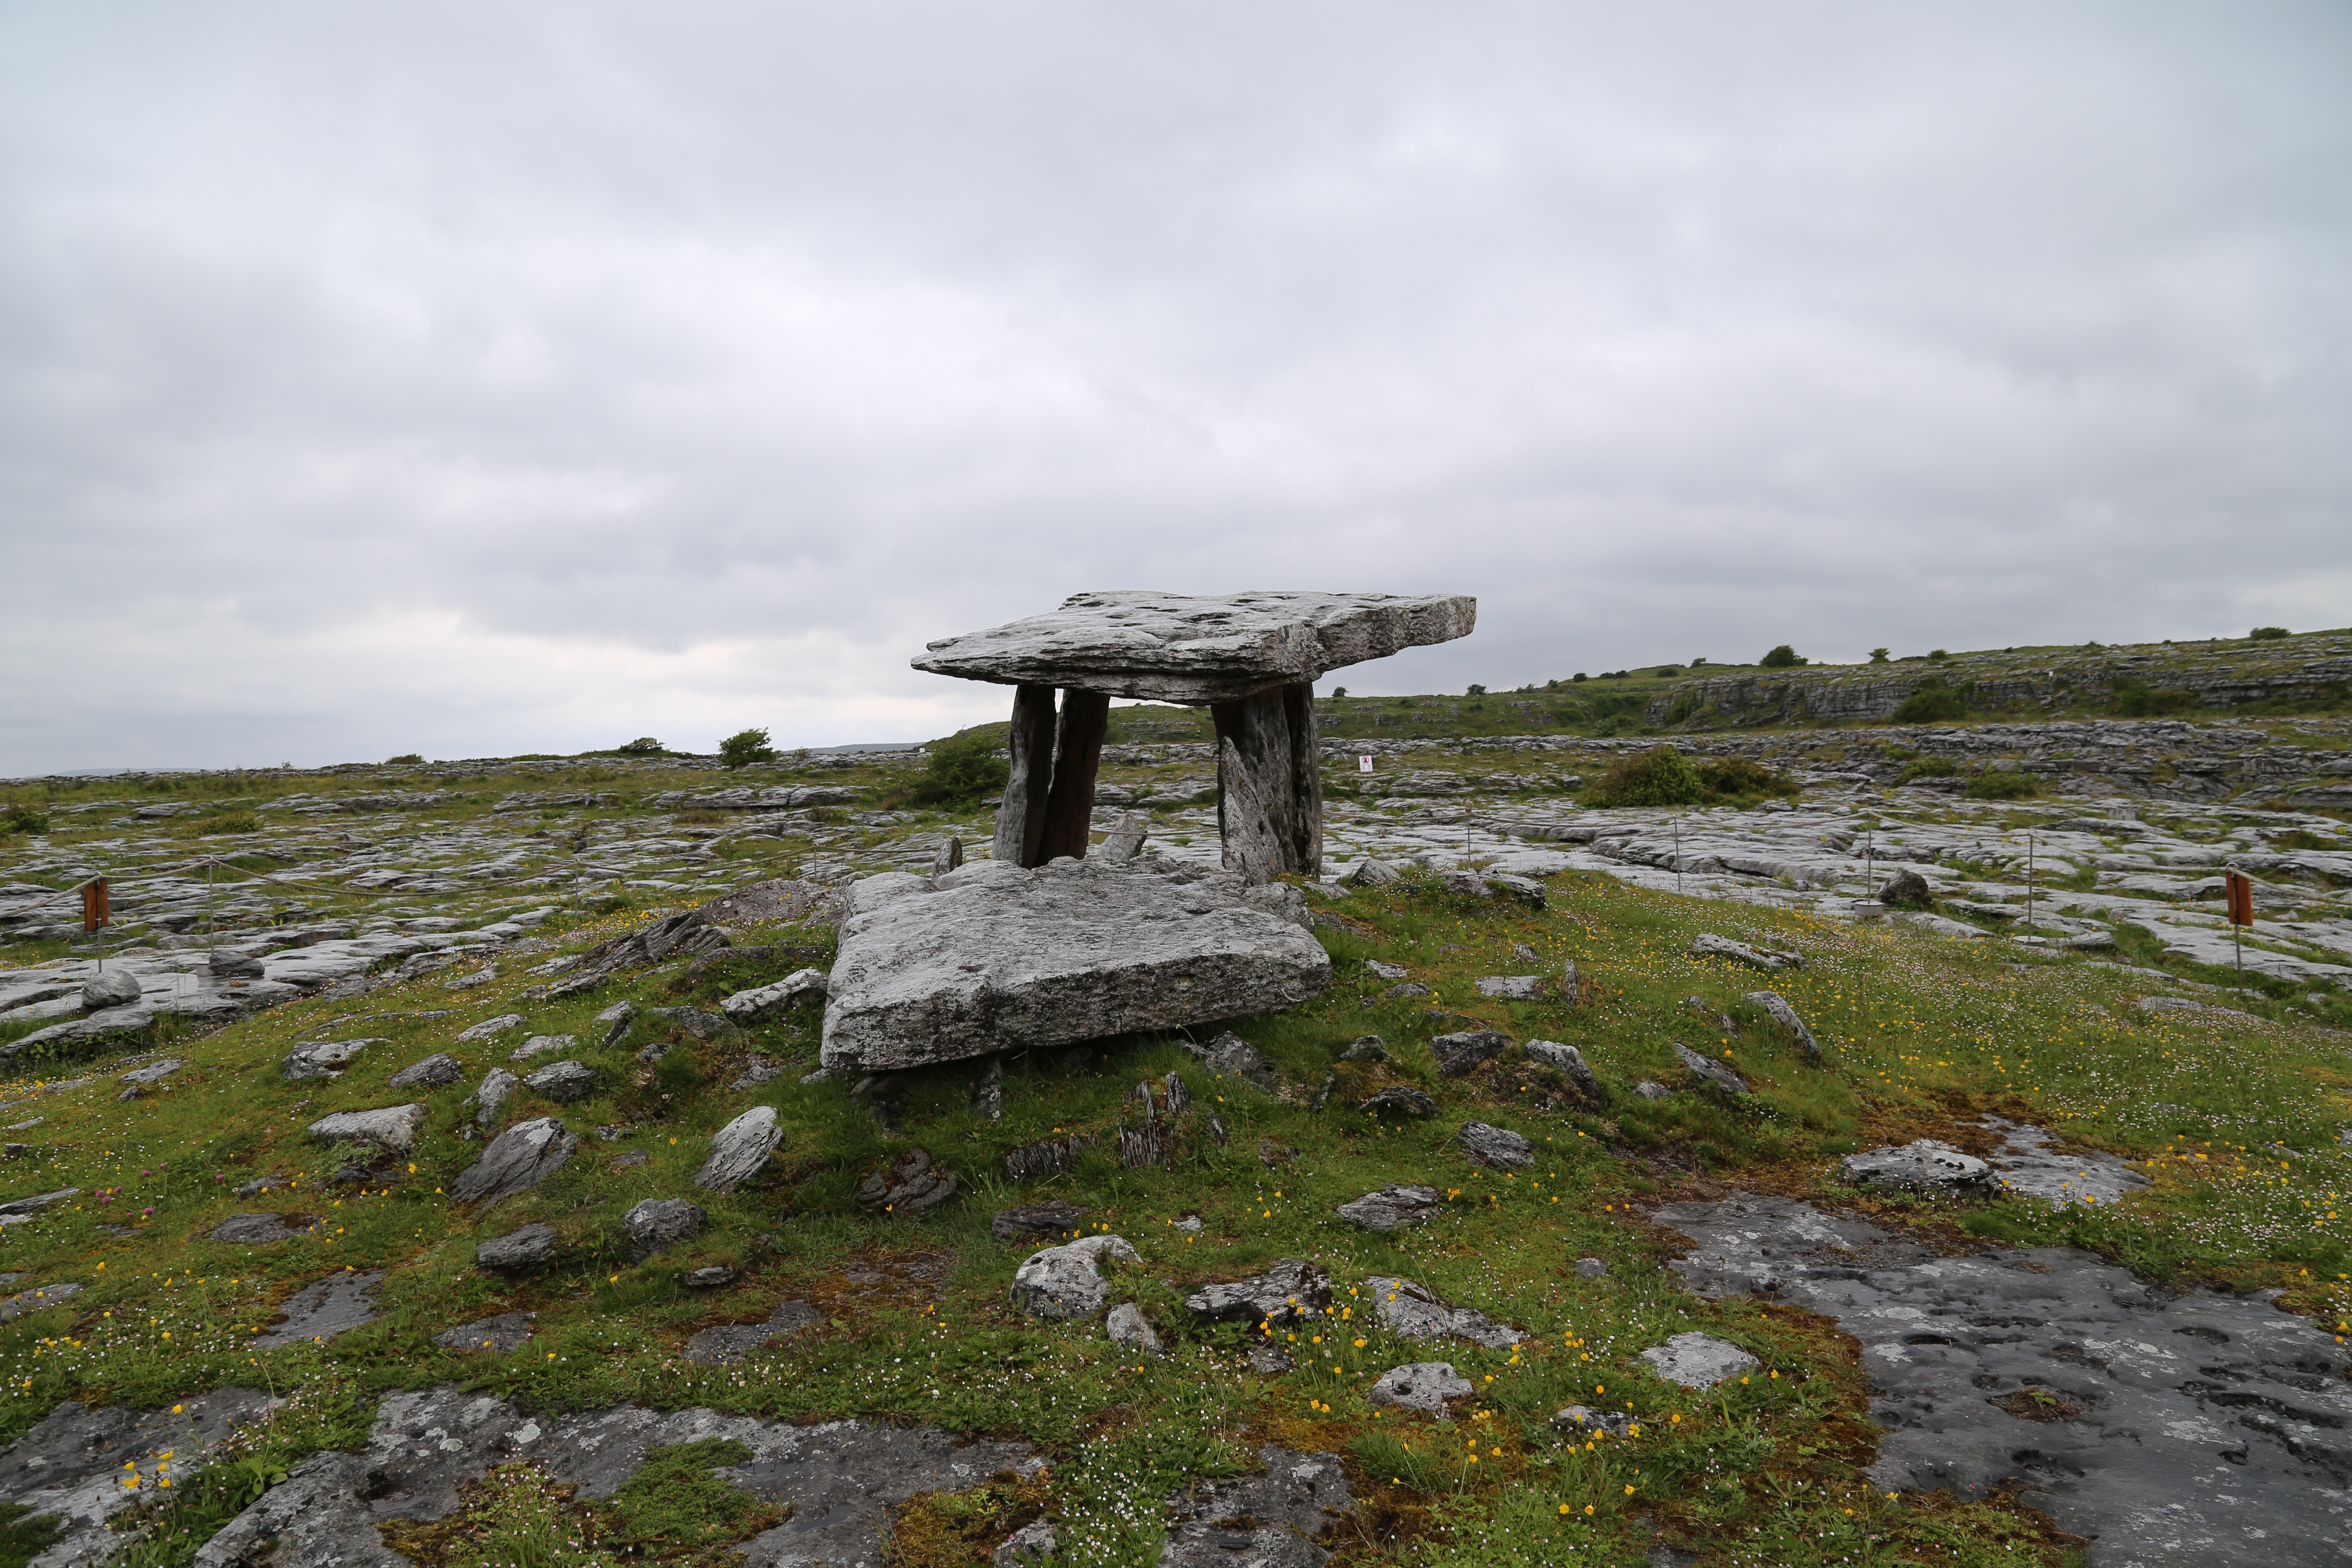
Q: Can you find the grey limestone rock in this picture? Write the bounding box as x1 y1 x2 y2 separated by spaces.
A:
1341 1033 1387 1061
1158 1446 1354 1568
280 1038 385 1081
1485 873 1546 909
995 1519 1059 1567
449 1118 576 1207
1552 1403 1635 1438
1241 881 1312 929
1839 1139 1992 1195
1347 857 1403 888
253 1270 382 1348
1640 1331 1760 1389
622 1198 706 1262
856 1147 955 1222
1430 1029 1510 1078
1106 1302 1163 1354
465 1067 518 1129
1366 1361 1472 1413
208 949 265 978
1474 975 1542 999
119 1057 184 1087
1010 1234 1139 1319
434 1311 535 1352
1525 1039 1606 1103
1574 1257 1610 1280
1183 1258 1331 1326
509 1033 575 1063
306 1103 426 1157
1686 933 1803 971
522 1060 597 1104
454 1013 525 1042
211 1212 315 1245
1633 1080 1674 1100
1363 1275 1524 1351
910 589 1476 704
389 1052 463 1087
1096 813 1149 863
595 1001 636 1049
0 1281 81 1321
1357 1084 1436 1118
820 858 1329 1074
991 1200 1088 1243
1458 1120 1533 1169
1185 1029 1279 1092
475 1224 557 1273
686 1299 822 1364
1878 868 1935 908
80 969 142 1009
1334 1185 1441 1231
1674 1043 1749 1094
1743 989 1822 1058
719 968 828 1025
1438 869 1491 899
695 1106 781 1192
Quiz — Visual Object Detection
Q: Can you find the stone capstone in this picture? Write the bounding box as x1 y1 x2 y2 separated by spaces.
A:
475 1223 557 1274
388 1053 464 1088
695 1106 782 1193
305 1104 426 1157
820 858 1329 1073
1334 1185 1441 1231
911 589 1476 704
622 1198 706 1262
449 1118 576 1207
1458 1121 1533 1169
1183 1258 1332 1326
1641 1331 1761 1389
1010 1234 1139 1319
854 1148 959 1216
1363 1276 1525 1351
1366 1362 1472 1413
1839 1140 1993 1194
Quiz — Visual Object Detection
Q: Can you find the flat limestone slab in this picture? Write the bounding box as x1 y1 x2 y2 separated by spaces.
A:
910 589 1476 703
820 859 1331 1072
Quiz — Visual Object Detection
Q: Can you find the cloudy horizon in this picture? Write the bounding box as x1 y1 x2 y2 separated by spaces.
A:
4 2 2348 775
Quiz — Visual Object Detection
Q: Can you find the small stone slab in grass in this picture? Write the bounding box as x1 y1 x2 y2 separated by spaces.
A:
1366 1361 1472 1412
1474 976 1542 999
306 1104 426 1156
1011 1235 1138 1320
1364 1275 1525 1350
1183 1258 1332 1325
695 1106 781 1193
991 1200 1089 1242
686 1299 823 1364
1640 1331 1759 1388
450 1118 576 1207
1675 1044 1749 1095
720 969 827 1025
434 1311 535 1353
1743 990 1821 1057
119 1058 184 1087
623 1198 705 1262
1525 1039 1606 1102
522 1061 597 1103
1158 1446 1353 1568
454 1014 525 1041
389 1053 463 1087
0 1282 80 1322
1840 1140 1992 1195
1357 1084 1436 1118
209 1212 317 1245
253 1270 382 1348
1430 1030 1511 1078
853 1147 957 1216
1458 1121 1533 1169
1335 1185 1441 1231
476 1223 557 1273
1687 934 1802 971
280 1039 386 1082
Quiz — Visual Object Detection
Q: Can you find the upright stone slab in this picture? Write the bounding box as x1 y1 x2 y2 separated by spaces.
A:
993 684 1060 867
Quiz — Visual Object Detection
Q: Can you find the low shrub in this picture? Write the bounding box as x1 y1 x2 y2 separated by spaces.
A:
1893 682 1967 723
616 737 665 756
1697 757 1798 799
718 728 777 769
2250 625 2290 640
907 731 1009 807
1583 744 1706 807
1963 768 2039 800
1758 644 1807 668
2114 680 2197 717
1896 756 1959 783
1 803 50 836
383 753 424 766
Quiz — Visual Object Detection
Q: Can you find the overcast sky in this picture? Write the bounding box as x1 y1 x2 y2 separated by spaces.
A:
3 3 2347 773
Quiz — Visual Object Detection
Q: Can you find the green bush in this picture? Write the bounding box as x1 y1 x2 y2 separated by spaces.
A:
616 737 664 756
1896 756 1959 783
1963 768 2039 800
718 729 777 769
1893 682 1967 723
1466 683 1487 696
2250 626 2290 640
1869 647 1890 664
1758 644 1807 668
908 731 1010 807
2114 680 2197 717
1 803 50 836
1583 744 1706 807
383 753 423 765
1697 757 1798 799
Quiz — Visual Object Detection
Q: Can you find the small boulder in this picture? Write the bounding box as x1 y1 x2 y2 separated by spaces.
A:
1879 870 1935 909
1641 1331 1759 1389
854 1147 958 1215
1633 1081 1674 1101
1183 1258 1331 1325
1438 870 1492 899
1574 1257 1610 1280
1458 1121 1534 1169
465 1068 518 1129
388 1053 464 1088
1743 990 1822 1059
475 1223 557 1274
1184 1031 1277 1092
449 1118 576 1207
1525 1040 1606 1103
1838 1140 1991 1195
1474 976 1542 999
1335 1185 1442 1232
208 949 264 978
1674 1044 1749 1095
1357 1084 1437 1118
623 1197 707 1262
1348 858 1403 888
209 1213 315 1245
695 1106 782 1192
1341 1034 1388 1061
434 1311 535 1352
1430 1029 1510 1078
1485 874 1546 909
1367 1361 1472 1412
992 1200 1089 1243
1011 1234 1139 1319
684 1266 737 1289
509 1034 575 1063
280 1039 384 1082
1686 934 1802 971
594 1001 636 1050
305 1104 426 1157
1106 1302 1163 1355
522 1061 597 1104
455 1014 526 1041
1364 1275 1524 1350
719 969 828 1026
80 970 142 1010
995 1521 1059 1567
1552 1404 1635 1438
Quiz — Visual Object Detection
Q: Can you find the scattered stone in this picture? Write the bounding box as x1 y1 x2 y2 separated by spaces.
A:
819 858 1330 1074
622 1198 706 1262
649 1006 737 1042
1560 958 1581 1001
449 1117 576 1207
1552 1404 1635 1439
280 1038 384 1081
995 1519 1059 1568
465 1067 518 1130
685 1299 823 1363
992 1201 1089 1243
1458 1121 1533 1169
1106 1302 1163 1355
1474 975 1542 999
434 1311 535 1352
1366 1361 1472 1412
1839 1140 1993 1195
1348 858 1403 888
475 1224 558 1274
1686 934 1803 971
1673 1043 1749 1095
1879 869 1936 909
233 1175 287 1199
1525 1039 1606 1103
684 1266 736 1289
209 1212 317 1245
0 1282 81 1322
455 1014 526 1042
1364 1276 1524 1350
1158 1446 1354 1568
1634 1080 1674 1100
306 1103 426 1157
720 968 828 1025
445 966 498 990
208 949 264 978
389 1053 463 1088
522 1060 597 1104
1335 1185 1442 1231
1640 1331 1760 1388
1357 1084 1437 1118
854 1147 958 1215
1245 1346 1293 1374
1011 1234 1139 1319
1184 1258 1332 1325
1574 1257 1609 1280
695 1106 782 1192
1341 1033 1388 1061
595 1001 636 1050
1742 990 1822 1058
1184 1030 1279 1092
1430 1029 1510 1077
118 1057 184 1086
252 1269 382 1348
1438 870 1492 899
1485 874 1546 909
509 1033 575 1063
1381 981 1430 1000
567 907 730 981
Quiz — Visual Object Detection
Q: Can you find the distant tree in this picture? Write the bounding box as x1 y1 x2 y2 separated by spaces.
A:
1466 683 1487 696
1758 645 1807 668
1331 686 1348 698
617 737 664 756
1894 681 1967 723
718 728 777 769
385 753 424 765
1571 672 1588 682
2250 626 2290 640
1927 649 1948 662
1868 648 1891 664
1655 667 1680 677
909 730 1010 806
1690 656 1709 667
